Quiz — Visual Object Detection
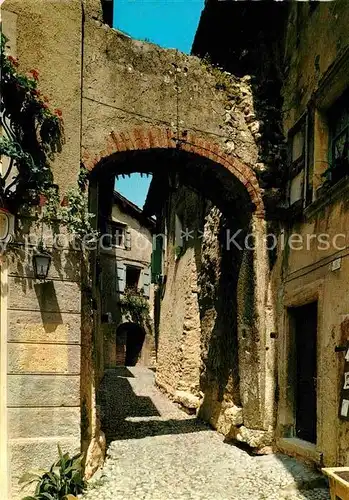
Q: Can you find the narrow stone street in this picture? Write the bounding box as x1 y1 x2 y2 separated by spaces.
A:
82 367 330 500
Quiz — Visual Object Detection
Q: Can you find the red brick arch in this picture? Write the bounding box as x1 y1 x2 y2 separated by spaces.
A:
83 126 264 218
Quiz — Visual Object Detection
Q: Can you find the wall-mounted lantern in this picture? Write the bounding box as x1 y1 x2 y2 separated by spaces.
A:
0 208 15 244
32 243 51 280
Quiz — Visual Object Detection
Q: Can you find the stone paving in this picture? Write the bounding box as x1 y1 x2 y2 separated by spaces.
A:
83 367 330 500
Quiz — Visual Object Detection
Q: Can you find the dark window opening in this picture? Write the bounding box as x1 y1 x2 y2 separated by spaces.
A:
125 266 141 292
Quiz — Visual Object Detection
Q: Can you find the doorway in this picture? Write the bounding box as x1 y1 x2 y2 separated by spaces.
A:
289 302 318 443
116 322 146 366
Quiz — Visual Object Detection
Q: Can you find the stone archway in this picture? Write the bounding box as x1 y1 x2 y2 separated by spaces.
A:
83 125 264 219
116 322 146 366
81 124 274 453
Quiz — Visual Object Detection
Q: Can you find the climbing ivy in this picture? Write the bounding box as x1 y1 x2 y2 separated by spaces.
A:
1 34 96 240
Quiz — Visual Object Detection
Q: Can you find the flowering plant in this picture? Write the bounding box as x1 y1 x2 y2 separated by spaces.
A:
0 33 64 211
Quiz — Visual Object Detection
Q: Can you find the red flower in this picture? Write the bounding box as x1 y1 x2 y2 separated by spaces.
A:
29 69 39 81
54 109 63 117
39 194 47 207
8 55 19 67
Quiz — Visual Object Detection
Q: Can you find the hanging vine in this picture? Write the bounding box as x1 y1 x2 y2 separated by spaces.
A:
0 34 97 241
119 289 152 329
0 33 64 212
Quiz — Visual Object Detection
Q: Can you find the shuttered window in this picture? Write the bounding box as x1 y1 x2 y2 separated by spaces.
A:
329 88 349 184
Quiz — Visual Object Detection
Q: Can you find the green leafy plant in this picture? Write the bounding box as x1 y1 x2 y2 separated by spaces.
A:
201 53 238 94
174 245 184 260
19 446 86 500
120 288 151 327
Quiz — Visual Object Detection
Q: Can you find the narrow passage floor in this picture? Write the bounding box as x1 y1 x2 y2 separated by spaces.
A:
83 367 329 500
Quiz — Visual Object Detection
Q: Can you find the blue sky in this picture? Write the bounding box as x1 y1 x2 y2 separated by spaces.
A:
113 0 204 208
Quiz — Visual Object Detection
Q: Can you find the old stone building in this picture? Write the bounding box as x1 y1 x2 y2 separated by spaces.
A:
1 0 349 498
100 189 155 368
193 0 349 467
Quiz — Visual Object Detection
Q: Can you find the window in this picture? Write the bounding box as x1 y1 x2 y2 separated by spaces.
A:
116 262 150 297
105 221 131 249
328 89 349 185
151 234 164 284
125 266 141 292
288 119 306 207
111 223 125 247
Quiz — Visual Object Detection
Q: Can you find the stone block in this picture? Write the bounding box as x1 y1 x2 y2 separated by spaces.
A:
8 407 80 439
8 374 80 406
8 343 80 374
229 425 273 449
8 277 81 314
8 310 80 344
216 405 244 436
174 390 201 409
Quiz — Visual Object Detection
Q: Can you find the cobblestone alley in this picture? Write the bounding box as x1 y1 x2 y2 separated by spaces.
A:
83 367 330 500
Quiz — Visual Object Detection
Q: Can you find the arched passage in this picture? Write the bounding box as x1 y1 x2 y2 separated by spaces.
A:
83 126 264 218
116 322 146 366
82 125 272 454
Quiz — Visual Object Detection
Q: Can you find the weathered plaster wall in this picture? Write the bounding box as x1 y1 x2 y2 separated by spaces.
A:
6 223 81 498
2 2 83 497
283 0 349 130
2 0 82 190
276 194 349 466
111 203 153 265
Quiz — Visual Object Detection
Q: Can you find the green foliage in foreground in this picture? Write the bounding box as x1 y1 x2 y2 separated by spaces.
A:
20 445 86 500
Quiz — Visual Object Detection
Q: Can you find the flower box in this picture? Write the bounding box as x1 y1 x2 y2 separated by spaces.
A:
323 467 349 500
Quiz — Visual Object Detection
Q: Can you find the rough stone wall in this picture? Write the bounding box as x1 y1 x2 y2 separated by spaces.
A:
81 11 264 183
156 188 203 398
155 184 272 448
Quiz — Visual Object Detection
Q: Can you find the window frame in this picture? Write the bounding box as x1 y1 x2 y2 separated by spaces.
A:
107 221 127 249
287 114 308 208
328 88 349 185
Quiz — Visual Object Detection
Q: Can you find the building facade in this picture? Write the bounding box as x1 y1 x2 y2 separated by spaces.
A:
192 0 349 467
100 190 155 369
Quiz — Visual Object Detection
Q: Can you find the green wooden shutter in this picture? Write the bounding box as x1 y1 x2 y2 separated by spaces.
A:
151 236 163 283
116 261 126 293
141 267 151 298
